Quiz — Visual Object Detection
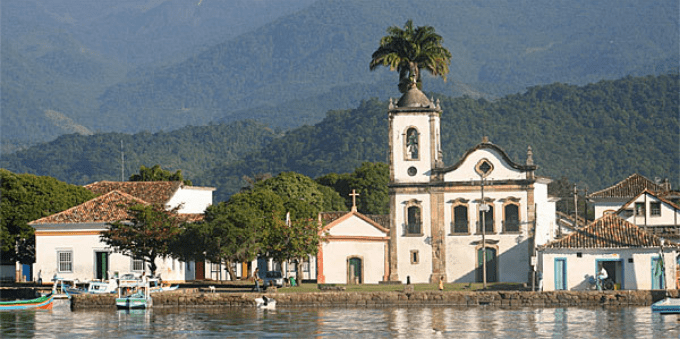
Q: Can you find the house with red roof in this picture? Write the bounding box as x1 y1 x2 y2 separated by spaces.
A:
538 214 677 291
588 173 675 219
30 181 214 284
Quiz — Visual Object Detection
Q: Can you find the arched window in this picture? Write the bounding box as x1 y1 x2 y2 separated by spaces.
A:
405 127 419 160
503 203 520 233
452 204 469 234
406 205 422 235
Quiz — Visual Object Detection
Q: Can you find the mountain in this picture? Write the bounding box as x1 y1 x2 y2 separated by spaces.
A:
3 74 677 203
2 0 678 151
83 0 680 133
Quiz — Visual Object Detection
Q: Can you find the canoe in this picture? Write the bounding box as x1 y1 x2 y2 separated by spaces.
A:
0 293 54 311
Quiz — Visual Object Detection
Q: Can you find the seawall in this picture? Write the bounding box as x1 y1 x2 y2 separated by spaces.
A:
69 289 678 311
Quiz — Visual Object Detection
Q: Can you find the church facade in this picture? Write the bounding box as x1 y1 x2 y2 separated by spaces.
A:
387 86 557 284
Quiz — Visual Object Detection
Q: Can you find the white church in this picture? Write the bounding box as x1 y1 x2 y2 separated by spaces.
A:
318 84 558 285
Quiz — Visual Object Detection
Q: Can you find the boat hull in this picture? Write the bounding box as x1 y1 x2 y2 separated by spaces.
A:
651 298 680 314
116 297 151 310
0 294 54 311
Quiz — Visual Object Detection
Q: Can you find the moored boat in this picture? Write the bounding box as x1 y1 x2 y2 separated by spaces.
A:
0 293 54 311
651 298 680 314
116 278 152 310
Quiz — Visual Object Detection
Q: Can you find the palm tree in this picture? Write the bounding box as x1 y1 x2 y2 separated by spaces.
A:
370 20 452 93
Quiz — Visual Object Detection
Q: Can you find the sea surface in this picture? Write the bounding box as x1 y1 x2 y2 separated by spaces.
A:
1 299 679 338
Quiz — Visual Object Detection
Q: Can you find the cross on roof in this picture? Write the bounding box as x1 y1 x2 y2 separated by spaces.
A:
349 189 360 212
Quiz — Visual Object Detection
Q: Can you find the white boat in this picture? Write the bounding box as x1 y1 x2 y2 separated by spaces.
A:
86 279 118 294
116 278 152 310
651 298 680 314
255 296 276 309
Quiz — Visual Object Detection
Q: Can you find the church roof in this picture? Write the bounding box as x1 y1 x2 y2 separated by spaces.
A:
29 190 146 224
396 86 433 108
588 173 665 199
319 211 390 230
542 214 671 249
85 181 183 205
435 139 537 174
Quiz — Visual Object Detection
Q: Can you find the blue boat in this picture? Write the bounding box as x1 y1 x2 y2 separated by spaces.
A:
651 298 680 314
116 279 152 310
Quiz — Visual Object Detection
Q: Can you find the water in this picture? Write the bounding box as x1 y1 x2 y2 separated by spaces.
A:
2 299 679 338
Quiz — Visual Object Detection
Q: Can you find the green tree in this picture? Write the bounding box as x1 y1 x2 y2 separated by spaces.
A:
129 164 192 185
317 162 389 215
255 172 346 219
370 20 452 93
0 169 96 264
264 216 324 283
102 203 183 277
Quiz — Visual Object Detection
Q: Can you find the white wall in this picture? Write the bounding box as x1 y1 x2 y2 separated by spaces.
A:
34 223 188 283
394 193 432 283
540 248 676 291
321 241 386 284
165 186 214 214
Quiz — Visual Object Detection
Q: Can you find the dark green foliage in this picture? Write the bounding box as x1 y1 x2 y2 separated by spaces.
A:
0 169 97 264
1 120 278 187
317 162 390 215
130 165 192 185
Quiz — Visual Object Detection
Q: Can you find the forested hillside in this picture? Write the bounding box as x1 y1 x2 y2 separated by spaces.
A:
3 74 677 202
203 74 678 201
2 120 279 185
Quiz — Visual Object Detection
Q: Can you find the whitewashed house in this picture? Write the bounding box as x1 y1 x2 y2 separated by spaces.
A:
384 85 558 285
588 173 674 219
316 209 390 284
30 181 214 284
613 189 680 239
539 214 677 291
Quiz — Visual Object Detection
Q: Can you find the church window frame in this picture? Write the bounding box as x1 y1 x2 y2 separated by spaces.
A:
502 199 521 233
404 127 420 161
476 202 495 234
404 200 423 236
450 199 470 235
410 250 419 264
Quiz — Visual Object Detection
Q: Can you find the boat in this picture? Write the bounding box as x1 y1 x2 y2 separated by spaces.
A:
48 277 80 299
116 278 152 310
255 296 276 310
86 279 118 294
0 293 54 311
651 298 680 314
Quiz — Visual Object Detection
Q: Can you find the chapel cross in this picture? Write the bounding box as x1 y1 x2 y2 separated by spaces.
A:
349 189 360 212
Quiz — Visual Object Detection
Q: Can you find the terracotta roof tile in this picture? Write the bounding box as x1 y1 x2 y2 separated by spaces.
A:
29 190 147 224
588 173 665 199
85 181 182 205
543 214 669 249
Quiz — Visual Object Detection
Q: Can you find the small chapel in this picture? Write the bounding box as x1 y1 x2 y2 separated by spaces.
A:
318 82 558 285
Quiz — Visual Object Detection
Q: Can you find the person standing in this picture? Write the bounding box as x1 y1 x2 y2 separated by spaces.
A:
438 276 444 291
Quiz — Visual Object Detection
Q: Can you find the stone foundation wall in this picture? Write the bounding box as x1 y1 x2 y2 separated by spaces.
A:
69 289 679 310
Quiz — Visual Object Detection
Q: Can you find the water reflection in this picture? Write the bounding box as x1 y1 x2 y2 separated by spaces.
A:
1 300 679 338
